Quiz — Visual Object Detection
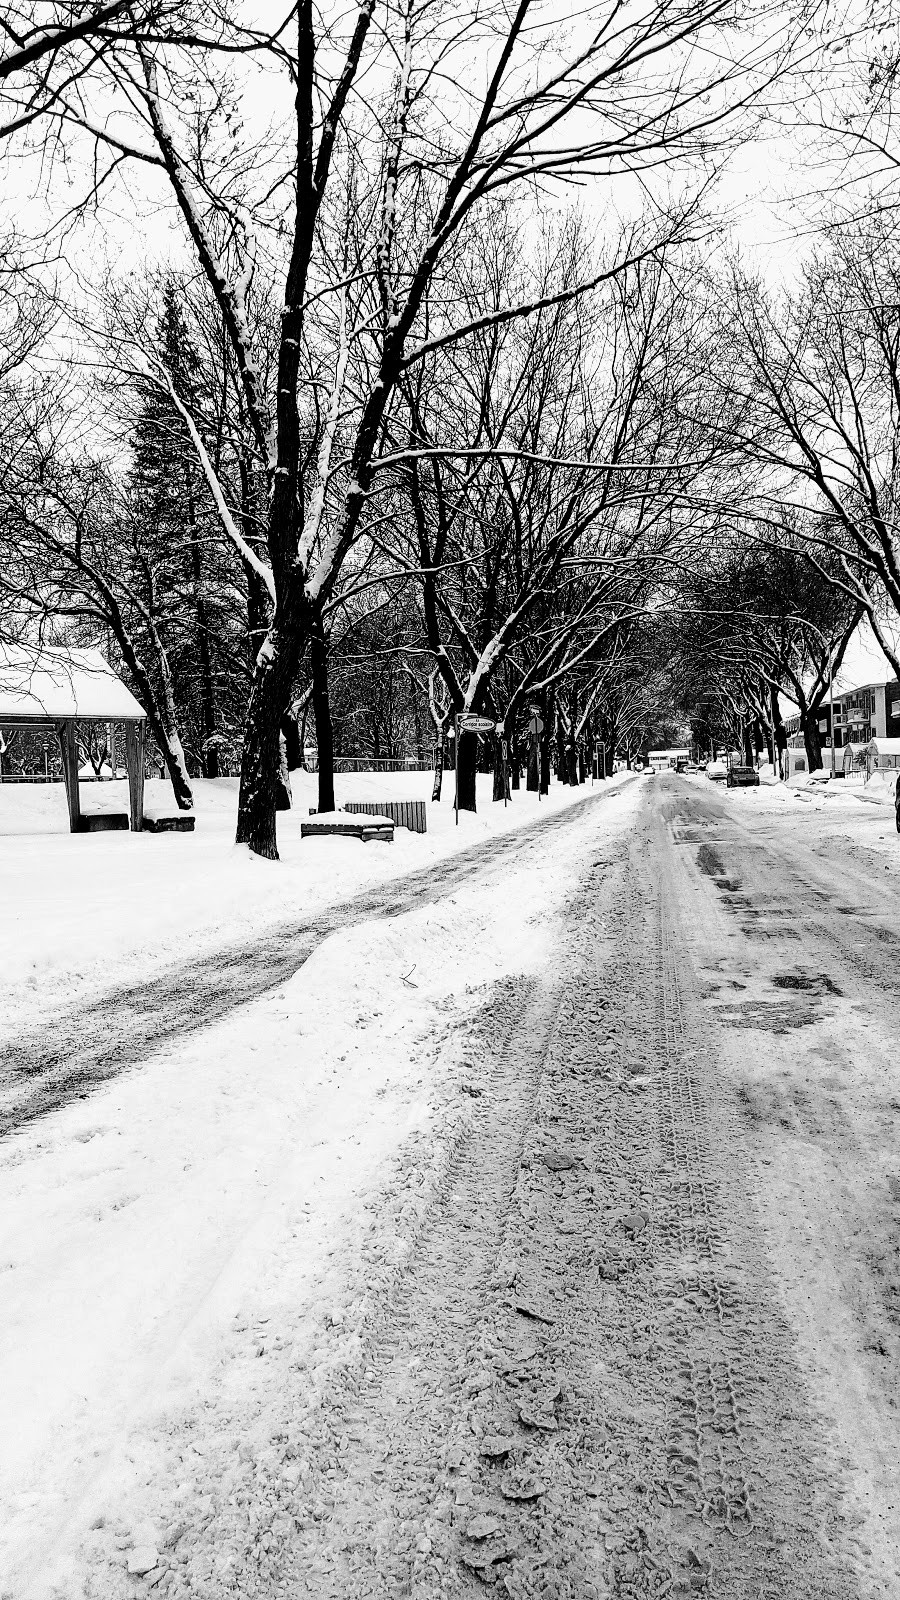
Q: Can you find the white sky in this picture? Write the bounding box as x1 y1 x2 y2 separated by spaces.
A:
836 624 900 694
2 0 861 285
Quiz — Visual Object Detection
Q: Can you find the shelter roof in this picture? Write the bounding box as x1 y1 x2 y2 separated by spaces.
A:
0 645 146 722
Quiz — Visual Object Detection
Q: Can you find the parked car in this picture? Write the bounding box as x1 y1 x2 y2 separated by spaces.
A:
706 759 728 782
726 765 759 788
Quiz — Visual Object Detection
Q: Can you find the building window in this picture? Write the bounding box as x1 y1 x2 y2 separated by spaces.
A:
892 700 900 718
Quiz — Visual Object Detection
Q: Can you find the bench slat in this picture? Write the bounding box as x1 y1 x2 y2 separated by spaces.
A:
343 799 426 833
301 818 394 842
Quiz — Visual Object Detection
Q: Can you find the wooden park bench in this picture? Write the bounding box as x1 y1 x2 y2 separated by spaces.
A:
143 812 195 833
342 799 427 834
78 807 195 833
302 813 394 843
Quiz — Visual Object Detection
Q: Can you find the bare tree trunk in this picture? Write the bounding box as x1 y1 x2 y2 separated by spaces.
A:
311 612 335 814
239 454 271 670
771 685 788 780
153 722 193 808
236 658 293 851
113 632 193 810
526 734 539 791
282 710 303 770
762 719 774 766
492 735 509 801
187 471 219 778
276 733 293 811
236 578 310 854
432 734 444 802
802 713 823 772
156 673 193 808
299 698 312 766
457 729 477 811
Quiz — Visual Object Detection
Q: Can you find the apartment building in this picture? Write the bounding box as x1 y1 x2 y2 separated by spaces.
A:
831 679 900 745
785 677 900 748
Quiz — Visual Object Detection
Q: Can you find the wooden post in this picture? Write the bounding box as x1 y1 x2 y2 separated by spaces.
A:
56 718 81 832
124 720 145 832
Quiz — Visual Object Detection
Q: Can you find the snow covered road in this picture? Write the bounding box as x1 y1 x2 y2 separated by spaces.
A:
4 773 900 1599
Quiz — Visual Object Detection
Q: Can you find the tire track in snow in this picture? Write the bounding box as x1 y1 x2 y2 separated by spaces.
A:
158 786 860 1600
654 893 754 1537
69 778 867 1600
646 795 859 1599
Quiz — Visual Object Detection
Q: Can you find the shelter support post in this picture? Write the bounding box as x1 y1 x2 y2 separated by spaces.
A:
124 721 145 832
55 718 81 832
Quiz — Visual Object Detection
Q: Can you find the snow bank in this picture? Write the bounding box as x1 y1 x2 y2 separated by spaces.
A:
0 771 626 1035
859 771 897 805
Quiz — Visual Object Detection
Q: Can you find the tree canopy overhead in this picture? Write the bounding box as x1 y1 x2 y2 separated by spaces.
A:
2 0 899 829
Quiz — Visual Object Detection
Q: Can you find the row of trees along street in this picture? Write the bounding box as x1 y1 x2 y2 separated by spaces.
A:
3 0 900 851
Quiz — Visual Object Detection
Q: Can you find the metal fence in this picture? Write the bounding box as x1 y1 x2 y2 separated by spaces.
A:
0 772 60 782
1 757 435 782
1 768 163 782
309 756 434 774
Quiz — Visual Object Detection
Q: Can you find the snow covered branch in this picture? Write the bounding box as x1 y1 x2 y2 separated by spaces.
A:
159 368 276 604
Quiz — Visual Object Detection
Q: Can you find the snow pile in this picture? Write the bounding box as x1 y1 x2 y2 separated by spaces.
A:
859 771 897 806
0 771 626 1036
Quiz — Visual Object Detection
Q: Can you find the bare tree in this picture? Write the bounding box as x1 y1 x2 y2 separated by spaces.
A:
725 219 900 684
0 0 218 145
19 0 790 853
389 240 725 805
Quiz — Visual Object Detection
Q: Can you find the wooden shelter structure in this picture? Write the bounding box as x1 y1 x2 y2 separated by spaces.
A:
0 645 146 832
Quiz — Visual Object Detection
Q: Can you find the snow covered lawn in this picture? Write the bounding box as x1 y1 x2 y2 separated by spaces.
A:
0 771 635 1600
1 771 622 1033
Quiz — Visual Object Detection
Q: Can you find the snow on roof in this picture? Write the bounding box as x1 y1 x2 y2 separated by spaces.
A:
0 645 146 722
866 737 900 752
